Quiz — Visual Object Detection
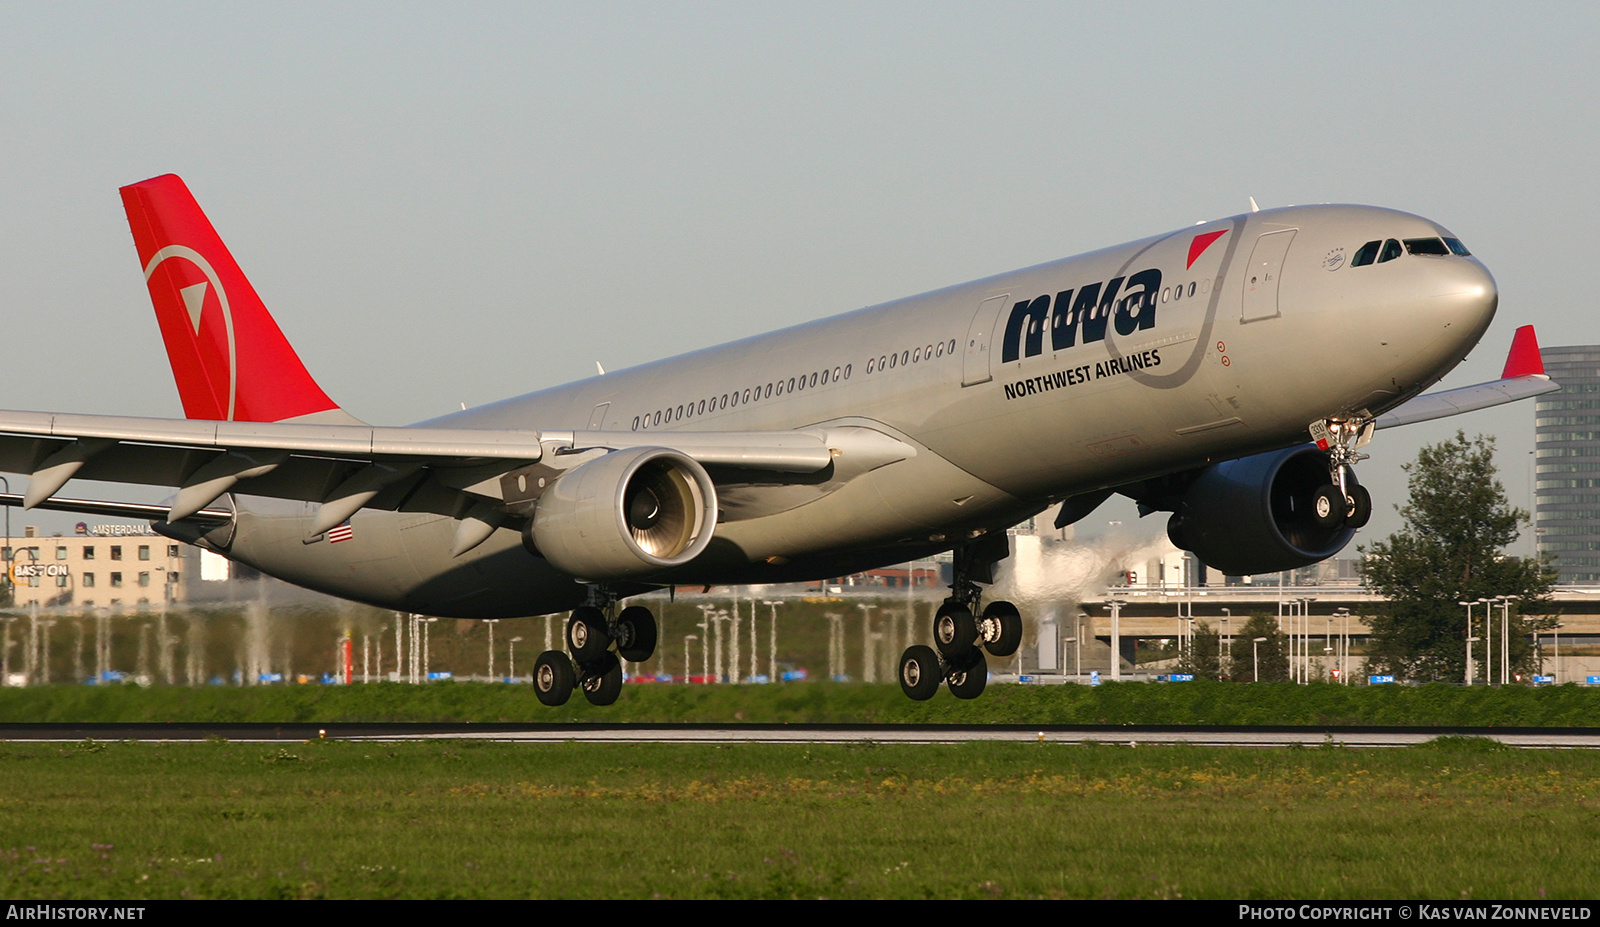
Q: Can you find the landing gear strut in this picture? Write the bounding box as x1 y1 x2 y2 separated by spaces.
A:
897 532 1021 702
1310 417 1374 531
533 586 659 708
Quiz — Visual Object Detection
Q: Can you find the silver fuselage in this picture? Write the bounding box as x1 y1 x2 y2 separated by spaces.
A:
222 204 1498 617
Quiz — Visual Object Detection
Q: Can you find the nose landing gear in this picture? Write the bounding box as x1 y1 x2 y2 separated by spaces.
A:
1310 417 1375 531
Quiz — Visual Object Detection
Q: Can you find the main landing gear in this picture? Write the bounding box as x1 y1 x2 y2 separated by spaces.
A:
1309 418 1374 531
898 534 1021 702
532 590 658 708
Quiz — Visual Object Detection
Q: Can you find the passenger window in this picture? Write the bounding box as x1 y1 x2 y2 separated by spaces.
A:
1352 240 1381 266
1378 239 1403 263
1404 238 1449 256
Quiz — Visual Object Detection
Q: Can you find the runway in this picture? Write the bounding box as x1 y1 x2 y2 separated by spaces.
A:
2 722 1599 748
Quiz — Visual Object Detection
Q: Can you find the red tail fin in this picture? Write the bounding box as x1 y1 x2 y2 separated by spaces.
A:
120 174 345 423
1501 324 1545 379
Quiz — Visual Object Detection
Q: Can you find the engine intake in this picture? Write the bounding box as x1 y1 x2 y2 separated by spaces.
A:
529 447 717 580
1167 444 1358 577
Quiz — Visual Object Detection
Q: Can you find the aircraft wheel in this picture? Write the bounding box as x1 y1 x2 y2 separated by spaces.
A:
898 645 941 701
615 606 658 663
1345 485 1372 530
934 602 977 659
981 601 1023 658
947 651 988 700
581 653 623 706
1310 484 1345 529
533 651 575 707
567 606 611 662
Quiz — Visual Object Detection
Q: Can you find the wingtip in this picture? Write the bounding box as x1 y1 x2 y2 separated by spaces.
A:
1502 325 1545 379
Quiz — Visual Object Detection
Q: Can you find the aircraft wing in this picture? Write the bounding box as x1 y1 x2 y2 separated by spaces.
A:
1373 326 1558 430
0 410 852 532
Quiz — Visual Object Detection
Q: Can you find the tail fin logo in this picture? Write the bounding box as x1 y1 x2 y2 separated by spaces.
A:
142 245 238 421
121 173 343 423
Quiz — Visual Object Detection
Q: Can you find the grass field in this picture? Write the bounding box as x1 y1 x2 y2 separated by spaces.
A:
1 737 1597 899
3 679 1600 726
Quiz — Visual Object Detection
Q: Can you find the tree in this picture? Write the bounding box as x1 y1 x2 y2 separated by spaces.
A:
1360 432 1556 682
1234 613 1288 682
1177 620 1224 680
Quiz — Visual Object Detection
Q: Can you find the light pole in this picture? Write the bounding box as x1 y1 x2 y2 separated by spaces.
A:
856 603 878 683
1103 599 1126 680
422 617 438 681
683 633 698 682
1252 637 1267 682
1499 596 1517 684
713 609 732 682
1076 613 1089 680
1460 600 1478 685
1299 597 1317 683
1552 623 1565 683
1221 607 1231 659
825 612 843 680
1334 607 1351 684
508 636 522 682
484 619 499 681
763 601 781 683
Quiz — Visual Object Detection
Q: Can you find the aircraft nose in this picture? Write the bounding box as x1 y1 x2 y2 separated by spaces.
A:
1433 257 1498 334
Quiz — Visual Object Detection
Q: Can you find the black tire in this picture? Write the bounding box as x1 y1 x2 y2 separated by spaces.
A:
898 645 941 701
934 602 977 659
566 606 611 662
615 606 658 663
581 652 623 706
947 651 988 700
1345 484 1372 530
533 650 575 707
981 601 1023 658
1310 484 1345 528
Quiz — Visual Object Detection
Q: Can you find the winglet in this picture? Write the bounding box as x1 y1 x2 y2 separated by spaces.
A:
1501 325 1546 379
120 174 352 424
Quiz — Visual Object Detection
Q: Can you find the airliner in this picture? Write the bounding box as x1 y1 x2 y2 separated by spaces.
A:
0 175 1554 704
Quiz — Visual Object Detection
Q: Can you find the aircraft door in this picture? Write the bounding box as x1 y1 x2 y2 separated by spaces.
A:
962 294 1011 386
1241 229 1296 323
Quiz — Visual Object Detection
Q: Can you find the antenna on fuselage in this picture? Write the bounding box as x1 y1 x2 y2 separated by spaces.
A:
1248 197 1260 213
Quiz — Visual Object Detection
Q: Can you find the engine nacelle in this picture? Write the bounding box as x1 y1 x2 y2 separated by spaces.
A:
528 447 717 581
1167 444 1357 576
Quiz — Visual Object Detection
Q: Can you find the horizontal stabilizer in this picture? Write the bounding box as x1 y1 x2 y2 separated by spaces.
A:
1377 325 1556 429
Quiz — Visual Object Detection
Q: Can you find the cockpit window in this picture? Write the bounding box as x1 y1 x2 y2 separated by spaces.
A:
1352 240 1381 267
1443 237 1471 256
1404 237 1450 256
1377 239 1403 263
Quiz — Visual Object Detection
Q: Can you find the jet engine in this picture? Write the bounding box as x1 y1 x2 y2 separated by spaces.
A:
1165 444 1359 577
528 447 717 580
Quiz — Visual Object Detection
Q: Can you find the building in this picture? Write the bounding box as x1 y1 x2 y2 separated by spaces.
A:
1535 345 1600 583
2 523 199 609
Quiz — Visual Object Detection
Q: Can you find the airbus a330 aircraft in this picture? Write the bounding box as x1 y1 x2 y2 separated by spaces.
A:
0 175 1555 704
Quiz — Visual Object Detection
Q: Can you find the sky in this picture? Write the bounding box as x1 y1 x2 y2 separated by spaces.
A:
1 1 1595 552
